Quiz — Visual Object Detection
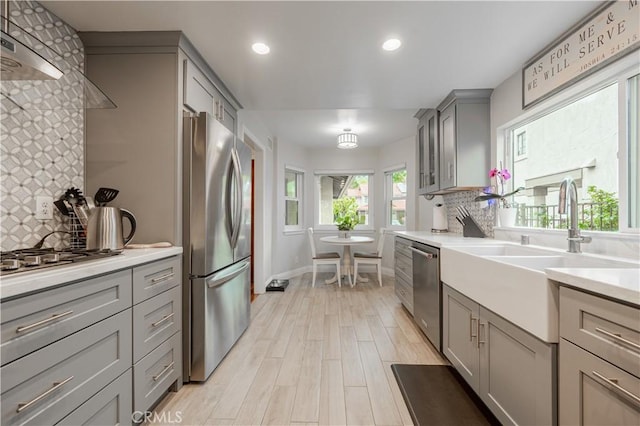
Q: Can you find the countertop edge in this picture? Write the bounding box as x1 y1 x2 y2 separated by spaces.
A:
546 268 640 307
0 247 183 300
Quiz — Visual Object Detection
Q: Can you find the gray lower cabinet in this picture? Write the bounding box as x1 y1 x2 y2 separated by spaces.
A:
58 370 132 426
0 310 132 426
133 332 182 414
394 237 413 314
443 284 556 426
559 286 640 425
1 269 132 365
132 256 182 417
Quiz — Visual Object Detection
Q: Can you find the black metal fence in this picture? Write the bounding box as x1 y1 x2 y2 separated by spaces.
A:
516 203 619 231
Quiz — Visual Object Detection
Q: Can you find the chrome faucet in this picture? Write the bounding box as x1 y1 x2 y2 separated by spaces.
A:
558 177 592 253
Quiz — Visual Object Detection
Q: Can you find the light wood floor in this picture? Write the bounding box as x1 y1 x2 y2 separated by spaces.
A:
151 273 446 426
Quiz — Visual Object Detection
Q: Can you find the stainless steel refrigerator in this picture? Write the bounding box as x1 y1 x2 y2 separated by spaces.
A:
182 112 252 382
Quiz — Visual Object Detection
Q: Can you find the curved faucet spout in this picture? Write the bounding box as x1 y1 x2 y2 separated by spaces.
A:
558 176 591 253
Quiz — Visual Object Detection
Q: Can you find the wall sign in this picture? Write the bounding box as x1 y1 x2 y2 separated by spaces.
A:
523 0 639 109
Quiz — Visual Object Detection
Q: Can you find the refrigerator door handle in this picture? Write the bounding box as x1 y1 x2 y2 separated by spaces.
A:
207 260 250 289
225 156 235 244
230 148 243 250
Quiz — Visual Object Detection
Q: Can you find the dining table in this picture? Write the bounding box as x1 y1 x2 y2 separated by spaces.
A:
319 235 374 286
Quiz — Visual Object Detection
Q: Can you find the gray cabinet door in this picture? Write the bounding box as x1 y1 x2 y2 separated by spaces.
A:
416 114 427 195
425 110 440 193
479 307 556 426
439 103 456 190
133 286 181 363
1 310 132 426
184 59 215 115
560 339 640 426
1 269 131 365
442 284 479 390
58 370 132 426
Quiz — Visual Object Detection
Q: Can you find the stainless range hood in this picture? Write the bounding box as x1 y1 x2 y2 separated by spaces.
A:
1 30 63 81
0 7 116 109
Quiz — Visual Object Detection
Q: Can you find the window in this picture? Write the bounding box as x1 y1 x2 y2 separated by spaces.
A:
504 66 639 232
515 131 527 159
385 168 407 228
315 172 373 229
284 168 303 230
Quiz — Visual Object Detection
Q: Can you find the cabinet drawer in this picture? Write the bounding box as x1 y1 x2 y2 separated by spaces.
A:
133 286 181 363
1 309 132 426
58 370 132 426
133 256 181 304
395 238 412 260
1 269 131 366
560 286 640 377
395 254 412 284
395 275 413 314
134 331 181 414
560 339 640 425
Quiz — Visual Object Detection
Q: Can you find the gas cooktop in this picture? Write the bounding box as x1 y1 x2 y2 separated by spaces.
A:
0 248 122 276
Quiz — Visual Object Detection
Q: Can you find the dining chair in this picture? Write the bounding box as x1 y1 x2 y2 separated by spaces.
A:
307 228 342 287
352 227 386 287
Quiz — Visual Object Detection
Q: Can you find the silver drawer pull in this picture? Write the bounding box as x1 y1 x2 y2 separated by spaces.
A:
470 315 477 341
478 322 486 348
16 310 74 334
592 371 640 406
595 327 640 352
150 272 175 284
17 376 74 413
153 362 175 381
408 246 438 259
152 313 175 328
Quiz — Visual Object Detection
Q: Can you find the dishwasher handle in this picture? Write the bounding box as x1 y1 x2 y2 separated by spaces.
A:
408 246 438 259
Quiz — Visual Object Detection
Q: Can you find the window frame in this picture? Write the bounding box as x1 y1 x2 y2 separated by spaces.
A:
384 164 407 230
499 53 639 234
284 166 304 234
313 169 375 231
515 131 527 161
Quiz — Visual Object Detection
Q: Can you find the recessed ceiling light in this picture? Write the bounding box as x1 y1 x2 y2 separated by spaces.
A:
382 38 402 51
252 42 270 55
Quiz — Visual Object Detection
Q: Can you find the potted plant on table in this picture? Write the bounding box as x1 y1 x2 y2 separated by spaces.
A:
333 197 359 237
474 163 524 227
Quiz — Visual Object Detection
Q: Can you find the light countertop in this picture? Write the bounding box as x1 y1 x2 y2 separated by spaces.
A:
394 230 639 307
393 231 498 248
0 247 183 300
546 268 640 306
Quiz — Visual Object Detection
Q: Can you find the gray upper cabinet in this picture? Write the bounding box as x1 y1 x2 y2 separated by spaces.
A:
184 59 236 134
443 284 556 426
415 89 491 195
415 109 439 195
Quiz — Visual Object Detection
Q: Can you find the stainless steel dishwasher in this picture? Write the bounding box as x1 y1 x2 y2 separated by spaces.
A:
409 242 441 351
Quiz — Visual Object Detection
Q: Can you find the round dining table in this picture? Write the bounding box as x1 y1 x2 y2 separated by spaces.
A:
319 235 374 286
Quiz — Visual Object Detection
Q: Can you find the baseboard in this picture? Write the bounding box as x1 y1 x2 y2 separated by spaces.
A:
273 265 312 280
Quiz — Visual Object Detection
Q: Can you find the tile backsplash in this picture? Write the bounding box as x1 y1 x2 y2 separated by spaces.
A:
1 0 84 251
443 190 495 238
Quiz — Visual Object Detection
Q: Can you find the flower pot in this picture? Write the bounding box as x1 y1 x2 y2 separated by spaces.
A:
498 208 517 227
340 231 350 239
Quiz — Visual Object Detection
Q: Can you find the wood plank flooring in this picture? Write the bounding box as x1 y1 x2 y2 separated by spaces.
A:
150 273 446 426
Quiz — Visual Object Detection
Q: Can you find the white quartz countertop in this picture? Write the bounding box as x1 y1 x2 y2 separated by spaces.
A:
0 247 183 300
395 230 640 306
393 231 498 247
546 268 640 306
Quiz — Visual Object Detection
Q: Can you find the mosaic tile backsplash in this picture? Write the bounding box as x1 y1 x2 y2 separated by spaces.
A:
443 190 496 238
1 0 84 251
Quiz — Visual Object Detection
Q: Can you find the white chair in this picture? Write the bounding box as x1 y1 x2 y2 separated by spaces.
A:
353 228 386 287
308 228 342 287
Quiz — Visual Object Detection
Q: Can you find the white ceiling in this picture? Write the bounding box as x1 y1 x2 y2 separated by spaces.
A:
43 0 600 148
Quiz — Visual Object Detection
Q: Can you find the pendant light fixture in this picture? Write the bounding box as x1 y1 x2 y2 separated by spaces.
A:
337 128 358 149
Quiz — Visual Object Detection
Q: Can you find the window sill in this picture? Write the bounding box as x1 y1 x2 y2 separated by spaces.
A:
283 229 305 236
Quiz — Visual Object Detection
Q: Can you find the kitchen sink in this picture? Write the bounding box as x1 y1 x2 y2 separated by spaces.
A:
450 244 557 256
484 254 639 272
441 243 640 343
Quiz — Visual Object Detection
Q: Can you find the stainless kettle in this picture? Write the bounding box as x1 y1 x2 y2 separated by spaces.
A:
86 207 137 250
